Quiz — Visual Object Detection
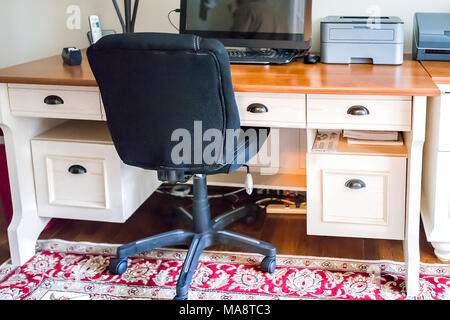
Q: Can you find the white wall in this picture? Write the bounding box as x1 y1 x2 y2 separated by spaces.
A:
1 0 450 68
0 0 109 68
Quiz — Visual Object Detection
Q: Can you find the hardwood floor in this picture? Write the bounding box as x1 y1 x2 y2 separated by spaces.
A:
0 207 9 264
0 188 447 265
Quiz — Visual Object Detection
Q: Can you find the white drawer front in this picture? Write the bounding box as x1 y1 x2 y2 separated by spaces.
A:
236 93 306 128
47 156 108 209
322 170 388 226
31 140 125 222
307 95 412 131
9 84 103 120
307 153 406 240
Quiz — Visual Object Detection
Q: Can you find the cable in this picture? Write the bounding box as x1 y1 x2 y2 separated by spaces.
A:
169 185 192 197
156 185 246 200
255 198 296 209
168 9 180 32
156 184 305 212
209 188 246 199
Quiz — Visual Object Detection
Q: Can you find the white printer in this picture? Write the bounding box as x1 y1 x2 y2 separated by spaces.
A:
320 16 404 65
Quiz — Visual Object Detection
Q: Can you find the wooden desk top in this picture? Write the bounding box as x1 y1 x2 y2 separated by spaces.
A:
421 61 450 85
0 51 440 96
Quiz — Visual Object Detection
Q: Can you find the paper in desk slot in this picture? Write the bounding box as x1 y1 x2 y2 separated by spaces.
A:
312 130 340 152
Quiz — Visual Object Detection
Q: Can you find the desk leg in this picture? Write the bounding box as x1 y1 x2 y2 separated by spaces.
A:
0 84 63 266
403 96 427 298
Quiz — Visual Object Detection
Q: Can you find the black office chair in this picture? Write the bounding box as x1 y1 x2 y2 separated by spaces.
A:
87 33 276 300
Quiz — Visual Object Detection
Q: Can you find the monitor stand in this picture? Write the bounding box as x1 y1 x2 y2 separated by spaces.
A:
226 48 305 65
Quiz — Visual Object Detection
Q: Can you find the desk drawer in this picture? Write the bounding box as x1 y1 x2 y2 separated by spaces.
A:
32 140 124 222
307 95 412 131
307 153 406 240
31 133 159 223
236 93 306 128
9 84 103 120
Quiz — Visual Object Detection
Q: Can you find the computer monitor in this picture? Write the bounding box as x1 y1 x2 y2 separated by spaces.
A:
179 0 312 51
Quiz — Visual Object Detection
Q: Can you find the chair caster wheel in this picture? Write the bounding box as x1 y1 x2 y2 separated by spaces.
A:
173 295 188 300
109 257 128 275
261 256 276 274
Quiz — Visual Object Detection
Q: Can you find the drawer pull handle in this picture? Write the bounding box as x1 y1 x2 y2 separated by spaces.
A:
345 179 366 190
347 105 370 116
247 103 268 114
44 95 64 105
68 165 87 175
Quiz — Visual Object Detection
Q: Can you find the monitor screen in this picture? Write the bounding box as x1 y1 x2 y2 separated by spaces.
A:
180 0 312 49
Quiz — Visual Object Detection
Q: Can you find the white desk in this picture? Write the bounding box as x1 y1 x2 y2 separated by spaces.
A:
0 53 440 297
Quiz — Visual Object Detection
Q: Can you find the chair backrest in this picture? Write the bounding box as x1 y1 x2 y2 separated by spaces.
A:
87 33 240 177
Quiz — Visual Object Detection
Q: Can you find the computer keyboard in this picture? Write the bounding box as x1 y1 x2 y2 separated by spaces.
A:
227 49 302 65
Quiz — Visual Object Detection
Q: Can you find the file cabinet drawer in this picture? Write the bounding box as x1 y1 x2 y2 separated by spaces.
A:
9 84 103 120
31 121 160 222
307 95 412 131
307 153 406 240
32 140 126 222
236 93 306 128
43 154 109 209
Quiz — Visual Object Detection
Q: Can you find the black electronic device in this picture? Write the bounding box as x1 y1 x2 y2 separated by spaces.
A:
61 47 82 66
180 0 312 64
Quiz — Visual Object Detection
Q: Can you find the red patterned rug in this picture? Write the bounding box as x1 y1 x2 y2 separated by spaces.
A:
0 239 449 300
